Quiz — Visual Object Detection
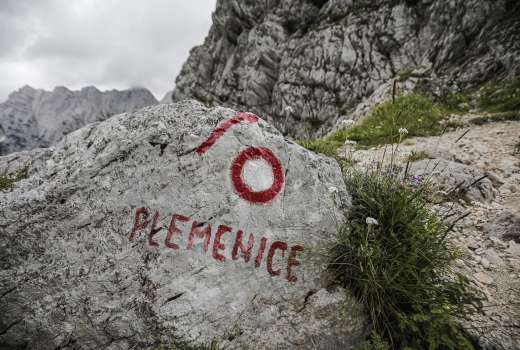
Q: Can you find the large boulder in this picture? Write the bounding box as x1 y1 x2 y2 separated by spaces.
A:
0 101 365 349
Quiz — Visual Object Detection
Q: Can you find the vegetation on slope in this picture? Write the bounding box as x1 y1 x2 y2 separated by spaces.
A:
298 94 446 157
299 76 520 159
329 166 482 349
297 88 494 348
469 110 520 125
445 77 520 114
0 166 28 191
478 77 520 113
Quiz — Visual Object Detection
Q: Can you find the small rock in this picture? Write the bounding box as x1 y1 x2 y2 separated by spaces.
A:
506 241 520 256
466 237 480 250
481 257 490 268
474 272 494 285
489 236 507 248
484 248 505 266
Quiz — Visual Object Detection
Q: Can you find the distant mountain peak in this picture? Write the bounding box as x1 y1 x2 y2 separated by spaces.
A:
0 86 158 155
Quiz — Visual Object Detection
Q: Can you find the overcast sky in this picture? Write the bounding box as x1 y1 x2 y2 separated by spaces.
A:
0 0 215 102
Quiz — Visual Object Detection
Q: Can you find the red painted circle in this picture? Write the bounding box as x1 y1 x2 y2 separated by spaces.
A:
231 147 284 204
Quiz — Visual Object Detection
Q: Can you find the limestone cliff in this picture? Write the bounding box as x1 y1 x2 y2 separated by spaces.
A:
0 86 158 155
173 0 520 138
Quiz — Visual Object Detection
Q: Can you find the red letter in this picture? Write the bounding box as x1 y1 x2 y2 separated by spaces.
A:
129 207 148 241
187 221 212 251
230 147 284 204
148 211 162 246
287 245 304 282
255 237 268 268
267 241 288 276
165 214 189 249
213 225 231 262
232 230 254 263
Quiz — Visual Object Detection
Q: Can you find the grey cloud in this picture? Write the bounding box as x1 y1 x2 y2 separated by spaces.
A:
0 1 31 15
0 14 27 56
0 0 215 101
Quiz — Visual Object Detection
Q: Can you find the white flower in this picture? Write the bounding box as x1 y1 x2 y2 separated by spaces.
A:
366 217 379 226
399 128 409 136
285 106 295 114
328 186 339 194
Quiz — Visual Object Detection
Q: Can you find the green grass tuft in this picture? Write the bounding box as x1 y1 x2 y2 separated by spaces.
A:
298 94 446 157
443 91 472 113
297 138 344 158
0 166 29 191
406 150 429 162
443 119 465 130
301 78 520 157
346 94 444 146
478 78 520 113
329 168 482 349
469 110 520 125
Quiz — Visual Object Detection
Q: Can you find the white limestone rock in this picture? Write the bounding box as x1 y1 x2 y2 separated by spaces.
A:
0 101 365 349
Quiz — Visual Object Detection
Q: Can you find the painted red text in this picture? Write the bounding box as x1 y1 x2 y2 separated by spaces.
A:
129 208 304 283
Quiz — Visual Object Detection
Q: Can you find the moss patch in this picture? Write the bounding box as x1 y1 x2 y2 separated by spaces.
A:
396 68 414 82
0 166 29 191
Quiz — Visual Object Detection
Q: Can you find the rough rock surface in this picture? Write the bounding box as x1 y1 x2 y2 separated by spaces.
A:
173 0 520 138
0 85 158 156
0 101 366 349
409 159 496 203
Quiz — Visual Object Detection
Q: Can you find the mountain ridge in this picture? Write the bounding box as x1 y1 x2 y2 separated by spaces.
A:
0 85 158 155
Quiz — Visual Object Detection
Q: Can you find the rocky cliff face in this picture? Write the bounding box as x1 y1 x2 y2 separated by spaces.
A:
0 86 158 155
173 0 520 138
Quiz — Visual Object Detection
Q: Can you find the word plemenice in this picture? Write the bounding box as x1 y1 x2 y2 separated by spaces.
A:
129 208 305 283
